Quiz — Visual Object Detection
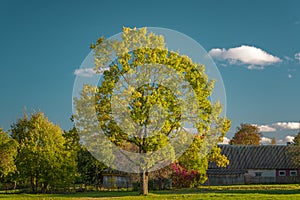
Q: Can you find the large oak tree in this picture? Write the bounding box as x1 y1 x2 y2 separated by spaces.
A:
74 27 230 194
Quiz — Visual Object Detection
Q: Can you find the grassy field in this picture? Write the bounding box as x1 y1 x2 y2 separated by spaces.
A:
1 184 300 199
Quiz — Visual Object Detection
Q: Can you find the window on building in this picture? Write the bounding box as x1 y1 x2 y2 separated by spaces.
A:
255 172 262 177
279 170 286 176
290 170 297 176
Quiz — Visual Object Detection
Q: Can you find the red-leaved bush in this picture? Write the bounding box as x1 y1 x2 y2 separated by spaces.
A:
170 163 200 188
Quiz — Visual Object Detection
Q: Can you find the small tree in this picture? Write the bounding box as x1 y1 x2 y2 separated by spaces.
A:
230 124 261 145
0 128 18 190
62 123 82 190
11 112 76 192
293 132 300 145
271 137 276 145
77 146 108 190
289 132 300 169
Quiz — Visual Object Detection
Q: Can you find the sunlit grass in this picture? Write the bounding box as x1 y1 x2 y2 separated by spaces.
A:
1 184 300 199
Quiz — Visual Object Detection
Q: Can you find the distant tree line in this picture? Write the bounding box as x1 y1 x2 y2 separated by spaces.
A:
0 111 229 193
0 112 112 193
2 113 300 193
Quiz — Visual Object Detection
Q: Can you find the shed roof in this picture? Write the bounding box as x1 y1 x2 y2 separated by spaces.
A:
207 145 297 175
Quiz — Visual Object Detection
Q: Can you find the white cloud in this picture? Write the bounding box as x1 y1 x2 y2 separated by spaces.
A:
253 122 300 132
277 135 295 145
285 135 295 143
295 53 300 62
74 68 97 77
74 67 109 77
209 45 281 69
273 122 300 130
288 74 292 79
259 125 277 132
252 124 276 132
260 137 272 144
219 137 230 144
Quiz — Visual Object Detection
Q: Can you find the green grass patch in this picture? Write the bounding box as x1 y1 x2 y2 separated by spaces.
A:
1 184 300 199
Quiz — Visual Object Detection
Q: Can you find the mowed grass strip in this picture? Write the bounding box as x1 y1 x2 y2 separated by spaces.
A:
1 184 300 199
1 193 300 200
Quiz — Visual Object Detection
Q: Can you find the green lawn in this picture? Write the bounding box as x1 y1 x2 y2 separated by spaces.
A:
1 184 300 199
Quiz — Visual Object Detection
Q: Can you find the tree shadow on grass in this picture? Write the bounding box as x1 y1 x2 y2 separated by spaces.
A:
151 186 300 195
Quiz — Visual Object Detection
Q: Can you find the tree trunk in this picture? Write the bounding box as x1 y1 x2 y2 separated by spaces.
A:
35 178 38 193
94 167 99 191
13 181 17 190
5 183 8 194
41 182 48 193
159 178 163 190
140 171 149 195
31 176 35 192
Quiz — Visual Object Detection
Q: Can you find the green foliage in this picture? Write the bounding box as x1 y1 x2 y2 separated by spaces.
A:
0 129 18 180
230 124 260 145
293 132 300 146
65 116 109 190
77 147 107 188
289 132 300 168
11 112 76 192
75 27 231 194
176 135 230 186
62 125 82 189
73 85 113 183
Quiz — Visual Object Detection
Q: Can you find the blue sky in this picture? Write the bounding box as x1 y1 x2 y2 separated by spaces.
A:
1 0 300 144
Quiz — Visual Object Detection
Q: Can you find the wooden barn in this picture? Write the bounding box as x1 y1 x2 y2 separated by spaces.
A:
206 145 300 185
102 170 133 189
